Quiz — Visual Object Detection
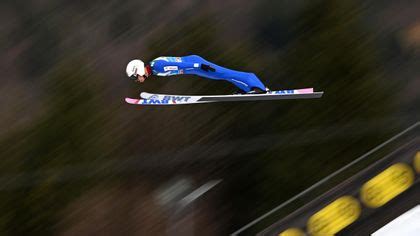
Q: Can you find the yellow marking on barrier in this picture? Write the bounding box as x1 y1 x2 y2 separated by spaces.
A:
307 196 361 236
414 152 420 173
360 163 415 208
279 228 305 236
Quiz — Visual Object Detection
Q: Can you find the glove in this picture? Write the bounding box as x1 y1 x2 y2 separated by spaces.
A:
200 64 216 72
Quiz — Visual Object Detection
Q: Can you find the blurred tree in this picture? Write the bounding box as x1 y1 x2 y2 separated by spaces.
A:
5 1 61 78
0 56 117 235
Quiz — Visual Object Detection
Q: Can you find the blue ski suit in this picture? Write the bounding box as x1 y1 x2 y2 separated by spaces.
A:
149 55 266 93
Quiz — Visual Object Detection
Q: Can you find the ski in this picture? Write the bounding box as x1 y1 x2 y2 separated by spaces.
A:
125 88 323 106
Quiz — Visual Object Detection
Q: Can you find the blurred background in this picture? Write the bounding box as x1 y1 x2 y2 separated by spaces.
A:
0 0 419 235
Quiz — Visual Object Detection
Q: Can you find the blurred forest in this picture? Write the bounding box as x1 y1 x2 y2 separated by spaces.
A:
0 0 419 235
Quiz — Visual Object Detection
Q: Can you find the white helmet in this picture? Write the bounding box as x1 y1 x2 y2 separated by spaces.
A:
126 59 145 79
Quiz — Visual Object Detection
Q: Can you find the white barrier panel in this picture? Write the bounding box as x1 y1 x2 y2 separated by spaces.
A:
372 205 420 236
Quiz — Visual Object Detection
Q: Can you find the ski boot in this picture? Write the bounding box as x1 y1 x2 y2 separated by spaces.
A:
232 89 246 95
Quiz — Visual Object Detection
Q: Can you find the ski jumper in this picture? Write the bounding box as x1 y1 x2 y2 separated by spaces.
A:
149 55 266 93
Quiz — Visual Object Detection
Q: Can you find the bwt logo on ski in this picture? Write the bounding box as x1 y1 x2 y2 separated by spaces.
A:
273 90 295 94
142 99 169 104
148 95 160 100
142 95 192 104
162 96 192 102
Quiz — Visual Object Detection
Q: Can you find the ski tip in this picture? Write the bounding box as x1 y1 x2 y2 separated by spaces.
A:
125 97 140 104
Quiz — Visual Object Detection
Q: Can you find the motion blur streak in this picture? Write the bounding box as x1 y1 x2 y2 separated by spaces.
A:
0 0 419 235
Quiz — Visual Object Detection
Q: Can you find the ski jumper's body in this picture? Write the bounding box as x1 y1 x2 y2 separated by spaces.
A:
149 55 266 93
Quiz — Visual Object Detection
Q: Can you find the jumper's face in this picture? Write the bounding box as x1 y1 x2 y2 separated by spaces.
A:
134 75 145 83
133 67 150 83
